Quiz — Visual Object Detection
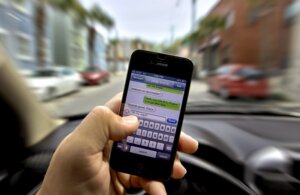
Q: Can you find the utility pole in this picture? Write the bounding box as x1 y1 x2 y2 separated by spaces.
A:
191 0 197 31
176 0 197 32
170 25 175 44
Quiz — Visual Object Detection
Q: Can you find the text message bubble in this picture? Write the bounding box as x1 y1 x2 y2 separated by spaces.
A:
146 84 183 94
129 87 162 96
127 103 156 112
143 97 180 111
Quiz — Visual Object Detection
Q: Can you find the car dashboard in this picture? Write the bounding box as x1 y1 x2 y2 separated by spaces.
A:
2 113 300 195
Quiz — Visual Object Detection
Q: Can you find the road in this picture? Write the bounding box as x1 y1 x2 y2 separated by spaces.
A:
43 74 127 117
43 73 289 118
43 73 221 117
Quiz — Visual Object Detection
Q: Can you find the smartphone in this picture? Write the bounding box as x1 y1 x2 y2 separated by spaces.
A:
110 50 193 180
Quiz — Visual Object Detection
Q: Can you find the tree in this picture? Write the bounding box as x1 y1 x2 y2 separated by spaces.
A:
34 0 85 67
87 5 114 67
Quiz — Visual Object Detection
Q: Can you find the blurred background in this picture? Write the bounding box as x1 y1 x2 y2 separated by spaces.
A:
1 0 300 117
2 1 300 194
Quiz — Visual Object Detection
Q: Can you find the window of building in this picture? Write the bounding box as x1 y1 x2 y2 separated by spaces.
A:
248 7 259 23
13 0 31 15
222 46 231 63
42 38 51 62
226 11 235 28
17 33 32 60
0 29 6 46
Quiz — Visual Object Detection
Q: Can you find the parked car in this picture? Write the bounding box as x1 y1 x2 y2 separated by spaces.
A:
25 67 82 101
80 66 110 85
207 64 269 99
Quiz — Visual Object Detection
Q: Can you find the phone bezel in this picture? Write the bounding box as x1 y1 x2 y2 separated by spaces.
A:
110 50 193 180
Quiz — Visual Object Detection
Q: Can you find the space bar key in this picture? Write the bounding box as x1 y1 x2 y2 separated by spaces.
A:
130 146 157 158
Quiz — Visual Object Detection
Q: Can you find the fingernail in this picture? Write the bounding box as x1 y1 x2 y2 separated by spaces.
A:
183 168 187 176
123 115 138 124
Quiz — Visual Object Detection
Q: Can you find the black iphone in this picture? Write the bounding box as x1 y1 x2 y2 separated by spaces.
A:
110 50 193 180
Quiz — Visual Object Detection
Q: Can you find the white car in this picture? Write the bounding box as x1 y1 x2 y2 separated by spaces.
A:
25 67 83 101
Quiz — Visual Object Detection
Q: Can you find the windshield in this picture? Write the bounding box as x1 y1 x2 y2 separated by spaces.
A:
1 0 300 117
84 66 100 72
31 70 58 77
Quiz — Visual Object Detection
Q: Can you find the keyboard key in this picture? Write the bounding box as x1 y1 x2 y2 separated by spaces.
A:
136 129 142 136
165 125 171 132
134 137 141 145
147 131 153 138
154 123 160 130
130 146 157 158
144 120 149 128
158 133 163 140
171 127 176 133
160 124 165 131
163 134 169 142
141 139 149 147
166 144 172 151
157 152 170 159
157 142 164 150
169 136 174 143
149 122 154 129
149 141 157 149
117 143 123 149
121 144 129 151
167 118 177 124
142 130 147 137
153 132 158 139
126 136 134 143
139 119 144 127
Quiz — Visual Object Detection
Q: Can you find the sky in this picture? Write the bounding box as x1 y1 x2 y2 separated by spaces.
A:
79 0 219 44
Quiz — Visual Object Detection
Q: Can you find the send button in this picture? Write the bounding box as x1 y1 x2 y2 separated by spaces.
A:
167 118 177 124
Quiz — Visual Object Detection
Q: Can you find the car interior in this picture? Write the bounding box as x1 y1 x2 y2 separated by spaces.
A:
1 42 300 195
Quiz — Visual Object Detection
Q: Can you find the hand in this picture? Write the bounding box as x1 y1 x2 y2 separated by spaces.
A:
37 93 198 195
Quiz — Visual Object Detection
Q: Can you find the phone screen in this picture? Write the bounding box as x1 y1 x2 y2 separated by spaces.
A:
116 69 186 160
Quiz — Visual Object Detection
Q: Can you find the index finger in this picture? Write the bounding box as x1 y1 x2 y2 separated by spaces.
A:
177 132 198 154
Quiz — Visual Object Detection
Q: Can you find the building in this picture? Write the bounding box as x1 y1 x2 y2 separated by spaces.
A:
200 0 292 70
48 8 88 70
106 39 153 73
282 0 300 100
0 0 36 69
0 0 53 69
91 31 108 71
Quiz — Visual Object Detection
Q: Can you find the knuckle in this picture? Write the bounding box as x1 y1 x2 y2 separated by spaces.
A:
91 106 112 117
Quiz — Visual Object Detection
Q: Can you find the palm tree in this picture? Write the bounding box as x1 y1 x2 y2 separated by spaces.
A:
87 5 114 67
34 0 85 67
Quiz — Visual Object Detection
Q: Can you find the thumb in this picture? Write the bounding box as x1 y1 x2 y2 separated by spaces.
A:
109 114 139 141
73 106 139 152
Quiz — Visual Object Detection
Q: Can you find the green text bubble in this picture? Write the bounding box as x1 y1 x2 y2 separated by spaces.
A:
143 97 180 110
146 84 183 94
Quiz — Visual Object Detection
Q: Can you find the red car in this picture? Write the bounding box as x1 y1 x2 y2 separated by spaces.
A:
80 66 110 85
208 64 269 99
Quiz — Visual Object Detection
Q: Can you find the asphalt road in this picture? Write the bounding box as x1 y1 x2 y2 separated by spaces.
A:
43 73 221 117
43 73 290 118
43 74 127 117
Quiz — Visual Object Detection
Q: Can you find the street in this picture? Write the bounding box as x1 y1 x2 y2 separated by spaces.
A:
43 73 223 117
43 73 290 118
43 74 127 117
